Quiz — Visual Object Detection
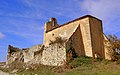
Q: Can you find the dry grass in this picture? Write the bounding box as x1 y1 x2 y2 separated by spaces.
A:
1 57 120 75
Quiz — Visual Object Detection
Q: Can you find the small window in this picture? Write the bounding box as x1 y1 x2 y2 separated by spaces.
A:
52 34 54 36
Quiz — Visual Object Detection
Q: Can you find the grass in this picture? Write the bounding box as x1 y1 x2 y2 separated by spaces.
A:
64 56 120 75
1 56 120 75
17 65 55 75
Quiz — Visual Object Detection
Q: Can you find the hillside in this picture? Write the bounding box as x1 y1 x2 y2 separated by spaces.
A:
1 56 120 75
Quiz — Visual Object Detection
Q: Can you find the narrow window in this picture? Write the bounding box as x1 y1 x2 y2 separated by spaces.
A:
52 20 55 26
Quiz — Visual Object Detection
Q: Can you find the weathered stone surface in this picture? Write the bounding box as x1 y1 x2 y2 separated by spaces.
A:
6 45 23 64
8 45 20 53
23 44 44 63
103 34 111 60
27 44 66 66
41 44 66 66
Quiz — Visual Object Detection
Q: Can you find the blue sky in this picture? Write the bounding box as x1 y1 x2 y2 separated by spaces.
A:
0 0 120 62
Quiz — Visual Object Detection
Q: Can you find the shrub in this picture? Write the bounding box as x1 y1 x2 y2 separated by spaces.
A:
66 48 77 62
106 35 120 61
69 56 92 68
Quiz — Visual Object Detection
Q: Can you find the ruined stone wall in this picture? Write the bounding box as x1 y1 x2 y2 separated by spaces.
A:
41 44 66 66
24 44 66 66
6 51 24 64
6 45 24 64
6 45 44 64
6 44 66 66
23 44 44 63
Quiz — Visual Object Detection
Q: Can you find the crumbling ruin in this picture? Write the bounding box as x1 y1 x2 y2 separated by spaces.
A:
6 15 111 66
6 45 24 64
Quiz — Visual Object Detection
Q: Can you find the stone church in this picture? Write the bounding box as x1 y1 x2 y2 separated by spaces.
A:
6 15 110 66
44 15 110 59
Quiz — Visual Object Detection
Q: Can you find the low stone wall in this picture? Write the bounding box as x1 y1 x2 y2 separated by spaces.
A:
23 44 44 63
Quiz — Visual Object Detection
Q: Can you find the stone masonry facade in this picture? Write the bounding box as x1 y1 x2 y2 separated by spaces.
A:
6 15 111 66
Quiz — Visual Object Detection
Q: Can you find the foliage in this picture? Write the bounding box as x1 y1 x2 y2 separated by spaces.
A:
106 35 120 60
49 37 67 46
69 56 92 68
66 48 77 62
108 35 120 50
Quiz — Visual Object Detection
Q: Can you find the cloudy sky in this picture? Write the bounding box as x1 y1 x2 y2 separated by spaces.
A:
0 0 120 62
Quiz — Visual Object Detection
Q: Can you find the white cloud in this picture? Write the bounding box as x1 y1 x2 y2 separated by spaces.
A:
80 0 120 20
79 0 120 34
0 32 5 39
21 0 83 18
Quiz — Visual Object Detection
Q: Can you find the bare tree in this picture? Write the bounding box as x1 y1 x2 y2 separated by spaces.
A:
107 35 120 60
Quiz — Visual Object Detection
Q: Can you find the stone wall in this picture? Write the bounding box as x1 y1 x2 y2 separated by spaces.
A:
26 44 66 66
7 44 66 66
66 25 85 56
41 44 66 66
44 18 59 32
23 44 44 63
103 34 111 60
6 45 24 64
89 17 105 58
44 18 80 46
6 45 44 64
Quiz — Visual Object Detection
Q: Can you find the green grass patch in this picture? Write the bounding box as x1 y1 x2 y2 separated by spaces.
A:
69 56 93 68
